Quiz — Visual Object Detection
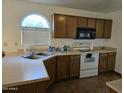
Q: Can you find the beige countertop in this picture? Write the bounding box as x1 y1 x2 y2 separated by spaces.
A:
2 51 80 88
2 48 116 88
106 79 122 93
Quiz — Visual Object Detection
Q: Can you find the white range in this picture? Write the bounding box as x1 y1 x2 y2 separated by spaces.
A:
73 42 99 78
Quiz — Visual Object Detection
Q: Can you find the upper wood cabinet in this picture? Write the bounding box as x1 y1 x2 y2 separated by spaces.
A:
104 20 112 38
53 14 66 38
69 55 80 78
88 18 96 28
77 17 87 28
52 14 112 39
52 14 77 38
96 19 105 38
66 16 77 38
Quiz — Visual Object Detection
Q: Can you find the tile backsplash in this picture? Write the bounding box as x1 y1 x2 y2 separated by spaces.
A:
51 38 109 48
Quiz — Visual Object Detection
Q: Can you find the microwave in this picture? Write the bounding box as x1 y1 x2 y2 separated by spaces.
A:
76 28 96 39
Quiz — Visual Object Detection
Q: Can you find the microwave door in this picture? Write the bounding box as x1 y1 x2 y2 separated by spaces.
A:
79 33 90 39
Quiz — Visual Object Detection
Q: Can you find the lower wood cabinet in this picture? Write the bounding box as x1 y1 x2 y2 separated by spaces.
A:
107 87 117 93
3 81 47 93
56 55 80 80
3 89 15 93
69 55 80 78
107 52 116 71
98 52 116 73
98 53 108 73
109 89 117 93
44 57 56 86
56 55 69 80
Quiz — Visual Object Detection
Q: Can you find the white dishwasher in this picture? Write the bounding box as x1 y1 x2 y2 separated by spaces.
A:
80 52 99 78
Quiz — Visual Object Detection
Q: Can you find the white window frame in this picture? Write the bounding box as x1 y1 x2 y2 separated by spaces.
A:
21 14 50 47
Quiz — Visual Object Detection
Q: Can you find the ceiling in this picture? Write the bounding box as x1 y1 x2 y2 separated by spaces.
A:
22 0 122 13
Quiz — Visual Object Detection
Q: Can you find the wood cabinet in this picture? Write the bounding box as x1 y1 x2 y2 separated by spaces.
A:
88 18 96 28
3 88 15 93
52 14 113 39
98 52 116 73
99 53 108 73
96 19 104 38
96 19 112 38
77 17 87 28
53 14 77 38
56 55 80 80
107 52 116 71
109 89 117 93
104 20 112 38
17 82 47 93
66 16 77 38
77 17 96 29
107 87 118 93
53 14 66 38
69 55 80 78
44 57 56 86
56 55 69 80
2 81 47 93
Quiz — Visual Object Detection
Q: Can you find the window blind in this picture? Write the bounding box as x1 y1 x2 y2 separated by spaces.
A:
21 29 50 47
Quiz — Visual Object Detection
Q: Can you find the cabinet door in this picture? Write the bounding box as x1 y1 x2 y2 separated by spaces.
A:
54 14 66 38
104 20 112 38
2 91 14 93
15 83 37 93
107 52 116 71
14 82 47 93
69 55 80 78
44 57 56 86
2 88 15 93
66 16 77 38
77 17 88 28
88 18 96 28
98 53 108 73
56 56 69 80
96 19 104 38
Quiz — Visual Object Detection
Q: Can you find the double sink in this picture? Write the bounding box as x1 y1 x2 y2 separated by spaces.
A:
22 52 53 59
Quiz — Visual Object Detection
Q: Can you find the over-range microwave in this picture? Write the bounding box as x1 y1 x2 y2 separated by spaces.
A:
76 28 96 39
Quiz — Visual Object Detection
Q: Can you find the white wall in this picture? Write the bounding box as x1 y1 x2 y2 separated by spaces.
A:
105 10 122 73
3 0 110 52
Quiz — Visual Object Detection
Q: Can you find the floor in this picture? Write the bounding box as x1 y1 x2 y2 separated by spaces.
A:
47 72 121 93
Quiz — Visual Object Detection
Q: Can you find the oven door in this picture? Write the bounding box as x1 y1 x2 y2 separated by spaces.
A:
80 53 99 70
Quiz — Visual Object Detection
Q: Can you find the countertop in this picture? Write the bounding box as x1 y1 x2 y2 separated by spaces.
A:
106 79 122 93
2 51 80 88
3 48 116 88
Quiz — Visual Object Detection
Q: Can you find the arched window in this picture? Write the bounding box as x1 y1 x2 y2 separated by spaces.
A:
21 14 49 29
21 14 50 46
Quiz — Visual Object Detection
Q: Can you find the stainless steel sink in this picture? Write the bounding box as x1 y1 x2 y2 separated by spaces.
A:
35 52 54 56
22 52 53 59
22 55 41 59
35 52 49 56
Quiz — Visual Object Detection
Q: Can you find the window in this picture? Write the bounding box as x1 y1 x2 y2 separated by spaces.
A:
21 14 50 46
